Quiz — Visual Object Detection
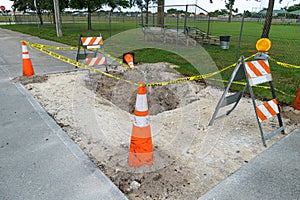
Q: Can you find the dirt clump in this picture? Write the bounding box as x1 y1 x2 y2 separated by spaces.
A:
13 74 48 85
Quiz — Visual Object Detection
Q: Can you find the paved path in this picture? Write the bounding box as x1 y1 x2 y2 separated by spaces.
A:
0 28 127 200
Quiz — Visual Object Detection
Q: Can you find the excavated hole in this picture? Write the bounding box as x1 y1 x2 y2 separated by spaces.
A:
83 64 202 115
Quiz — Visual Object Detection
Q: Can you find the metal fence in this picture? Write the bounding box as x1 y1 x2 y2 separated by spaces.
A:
0 4 299 66
1 11 299 28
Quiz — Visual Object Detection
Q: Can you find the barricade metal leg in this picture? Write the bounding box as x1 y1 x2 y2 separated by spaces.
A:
209 60 247 126
248 83 267 146
75 34 82 63
269 81 285 134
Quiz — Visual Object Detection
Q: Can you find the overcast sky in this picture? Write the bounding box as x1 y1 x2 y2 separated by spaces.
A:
1 0 299 13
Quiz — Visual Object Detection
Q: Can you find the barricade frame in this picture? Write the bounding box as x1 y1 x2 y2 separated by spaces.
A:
76 33 108 72
209 55 285 146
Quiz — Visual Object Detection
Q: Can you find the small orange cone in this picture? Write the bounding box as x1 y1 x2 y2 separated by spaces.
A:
22 41 34 76
123 52 134 69
128 82 153 167
292 86 300 110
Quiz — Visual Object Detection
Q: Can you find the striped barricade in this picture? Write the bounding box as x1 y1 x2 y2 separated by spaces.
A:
209 55 284 146
76 34 108 72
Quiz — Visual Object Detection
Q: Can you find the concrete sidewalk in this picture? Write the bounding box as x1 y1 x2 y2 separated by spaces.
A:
199 127 300 200
0 28 127 200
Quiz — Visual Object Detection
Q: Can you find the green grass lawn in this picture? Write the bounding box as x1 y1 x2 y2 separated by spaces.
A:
1 21 299 104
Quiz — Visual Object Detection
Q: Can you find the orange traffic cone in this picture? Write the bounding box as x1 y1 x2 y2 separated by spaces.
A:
123 52 134 69
22 41 34 76
292 86 300 110
128 82 153 167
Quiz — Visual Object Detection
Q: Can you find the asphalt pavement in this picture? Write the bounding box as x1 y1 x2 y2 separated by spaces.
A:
0 28 127 200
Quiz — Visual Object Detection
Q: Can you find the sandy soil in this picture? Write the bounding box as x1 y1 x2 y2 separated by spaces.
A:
16 63 299 200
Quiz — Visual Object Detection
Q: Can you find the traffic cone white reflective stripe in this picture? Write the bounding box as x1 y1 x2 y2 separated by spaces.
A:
256 99 279 122
128 62 134 68
81 37 103 48
22 45 30 59
85 56 106 66
245 60 272 86
134 92 148 116
134 115 150 128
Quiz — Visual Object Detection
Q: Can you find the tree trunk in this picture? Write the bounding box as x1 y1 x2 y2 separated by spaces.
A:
145 2 149 27
157 0 164 27
228 7 232 22
38 11 43 25
88 7 92 30
52 10 56 24
261 0 275 38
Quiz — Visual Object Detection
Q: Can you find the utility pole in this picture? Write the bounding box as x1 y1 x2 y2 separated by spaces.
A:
33 0 40 34
53 0 62 37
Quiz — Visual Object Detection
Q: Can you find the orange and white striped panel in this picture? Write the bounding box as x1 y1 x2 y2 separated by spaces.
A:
245 60 272 86
256 99 279 122
81 37 103 48
85 57 106 66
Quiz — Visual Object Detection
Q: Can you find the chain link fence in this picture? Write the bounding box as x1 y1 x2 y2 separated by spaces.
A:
1 5 299 66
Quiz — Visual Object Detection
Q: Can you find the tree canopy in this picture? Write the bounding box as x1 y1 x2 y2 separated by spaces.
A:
12 0 68 13
225 0 238 22
167 8 185 14
69 0 129 12
12 0 68 25
68 0 130 30
285 3 300 12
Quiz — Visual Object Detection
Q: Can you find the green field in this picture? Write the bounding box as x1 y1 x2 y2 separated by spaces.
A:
1 21 299 104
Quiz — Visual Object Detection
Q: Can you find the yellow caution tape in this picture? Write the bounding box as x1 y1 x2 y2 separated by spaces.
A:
24 41 138 86
27 43 78 51
207 78 295 97
28 42 133 69
24 40 294 97
22 40 259 88
204 53 257 77
144 54 258 87
269 57 300 69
